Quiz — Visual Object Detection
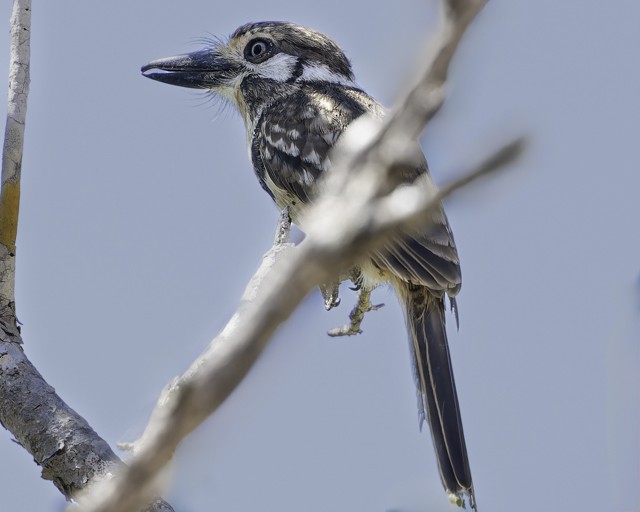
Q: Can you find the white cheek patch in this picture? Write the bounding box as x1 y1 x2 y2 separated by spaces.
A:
299 63 356 87
249 53 298 82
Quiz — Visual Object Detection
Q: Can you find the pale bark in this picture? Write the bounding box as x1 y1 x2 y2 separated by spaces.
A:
0 0 30 306
0 2 174 510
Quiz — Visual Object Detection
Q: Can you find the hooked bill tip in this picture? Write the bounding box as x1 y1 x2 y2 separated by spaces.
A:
140 62 156 74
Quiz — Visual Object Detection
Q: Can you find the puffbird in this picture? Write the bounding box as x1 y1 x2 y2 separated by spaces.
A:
142 21 476 509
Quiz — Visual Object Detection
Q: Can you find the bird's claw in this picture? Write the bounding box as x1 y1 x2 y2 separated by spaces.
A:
320 281 341 311
349 268 364 291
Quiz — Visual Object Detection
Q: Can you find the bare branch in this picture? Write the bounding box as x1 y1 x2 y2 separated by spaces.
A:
0 329 174 512
361 137 526 242
0 3 175 510
0 0 30 309
76 1 525 511
79 140 522 512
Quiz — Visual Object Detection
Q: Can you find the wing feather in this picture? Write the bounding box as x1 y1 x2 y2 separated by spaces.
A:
254 83 461 295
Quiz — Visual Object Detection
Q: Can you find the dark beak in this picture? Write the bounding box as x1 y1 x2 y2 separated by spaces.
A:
141 49 239 89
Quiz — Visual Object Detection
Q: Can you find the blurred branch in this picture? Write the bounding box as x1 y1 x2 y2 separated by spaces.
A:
0 2 174 510
75 1 526 511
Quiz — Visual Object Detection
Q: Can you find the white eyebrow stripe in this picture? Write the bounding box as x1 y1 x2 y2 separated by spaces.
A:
299 63 356 87
250 53 298 82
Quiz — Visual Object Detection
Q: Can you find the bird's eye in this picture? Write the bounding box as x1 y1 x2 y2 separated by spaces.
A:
245 38 275 63
251 41 267 57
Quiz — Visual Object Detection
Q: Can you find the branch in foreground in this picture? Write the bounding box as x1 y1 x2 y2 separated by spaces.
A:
75 1 526 511
0 2 174 510
76 136 523 512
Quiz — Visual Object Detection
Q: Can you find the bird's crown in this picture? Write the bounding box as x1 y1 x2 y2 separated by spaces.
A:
227 21 354 82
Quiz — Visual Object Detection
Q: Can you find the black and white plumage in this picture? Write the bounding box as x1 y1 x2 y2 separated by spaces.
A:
142 21 475 510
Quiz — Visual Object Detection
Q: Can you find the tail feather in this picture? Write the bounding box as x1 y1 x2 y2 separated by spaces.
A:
400 283 475 509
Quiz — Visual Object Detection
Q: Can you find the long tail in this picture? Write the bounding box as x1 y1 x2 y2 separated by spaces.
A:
399 283 475 510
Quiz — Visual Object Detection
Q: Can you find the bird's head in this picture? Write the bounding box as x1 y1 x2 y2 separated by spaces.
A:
142 21 357 124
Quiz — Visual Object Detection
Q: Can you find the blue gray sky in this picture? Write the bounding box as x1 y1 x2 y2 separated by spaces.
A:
0 1 638 511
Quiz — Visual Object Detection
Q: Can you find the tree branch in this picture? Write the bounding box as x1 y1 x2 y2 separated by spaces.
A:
0 0 30 309
74 1 525 511
0 3 174 510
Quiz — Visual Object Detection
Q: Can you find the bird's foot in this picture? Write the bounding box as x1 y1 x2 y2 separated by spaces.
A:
320 280 341 310
348 267 364 291
273 207 292 246
327 287 384 337
319 267 362 310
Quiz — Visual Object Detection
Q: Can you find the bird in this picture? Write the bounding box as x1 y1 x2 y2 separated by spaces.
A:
142 21 475 510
